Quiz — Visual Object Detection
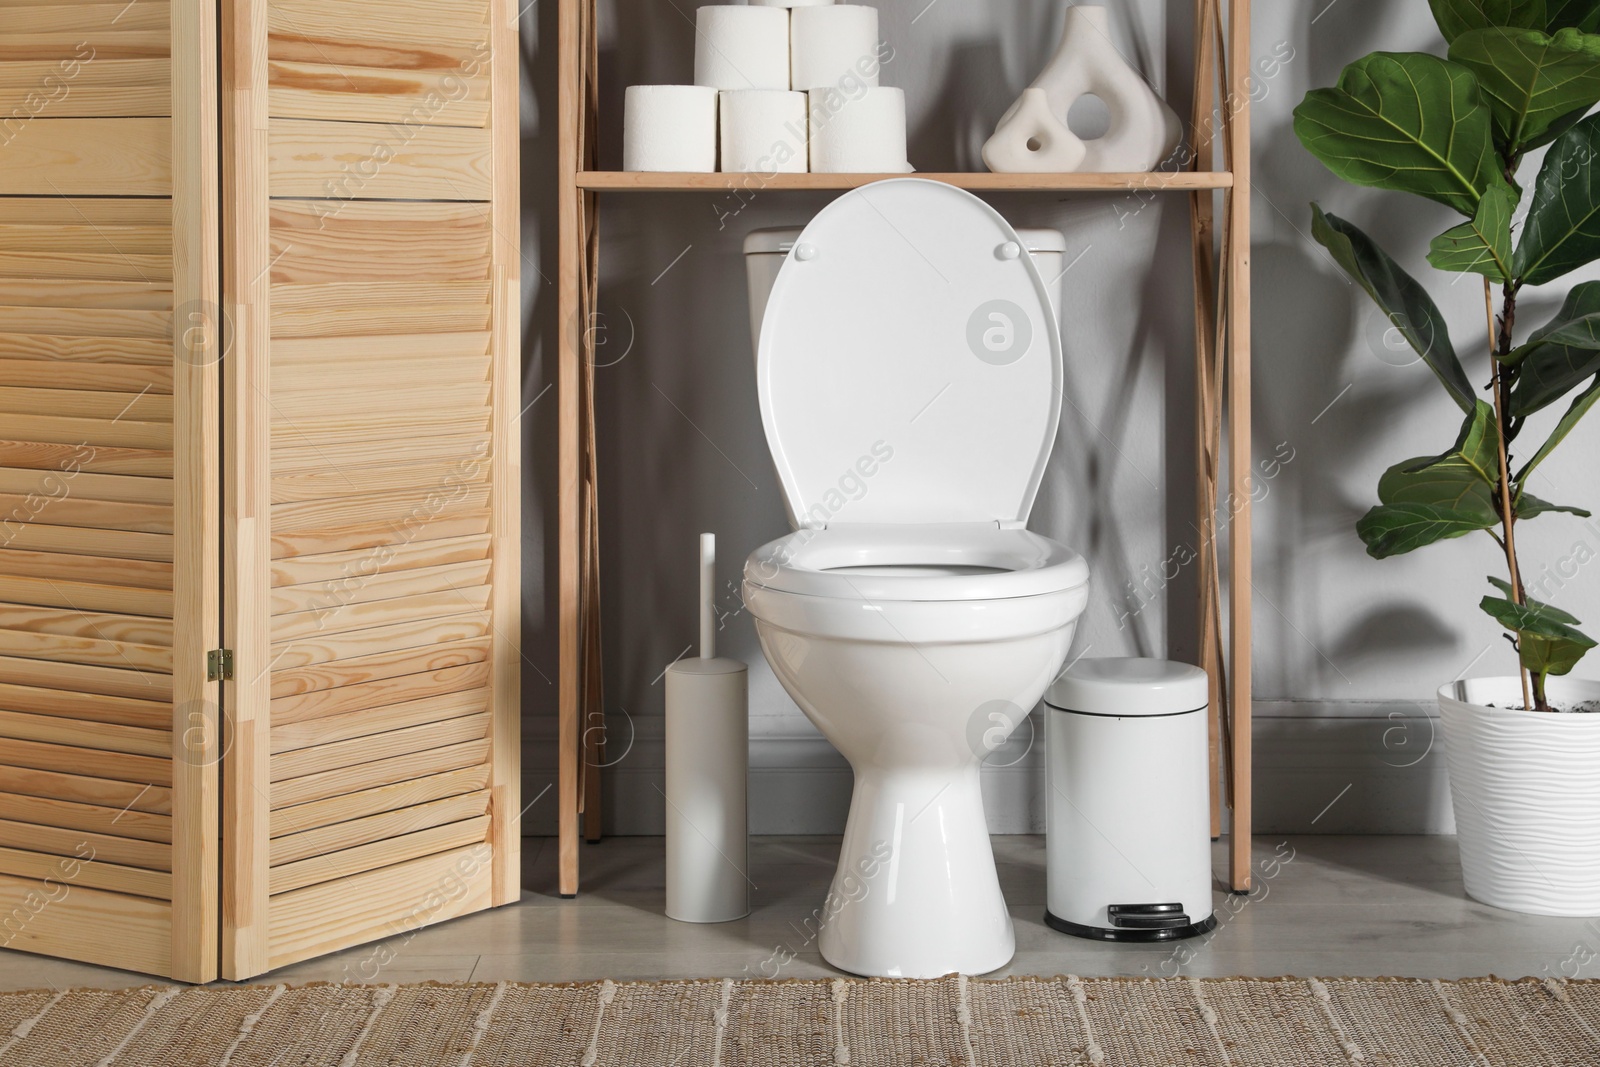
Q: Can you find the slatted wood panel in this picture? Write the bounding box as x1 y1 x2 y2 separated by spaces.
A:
223 0 519 979
0 0 219 981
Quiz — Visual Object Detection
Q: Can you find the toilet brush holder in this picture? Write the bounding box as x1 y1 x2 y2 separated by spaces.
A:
665 534 750 924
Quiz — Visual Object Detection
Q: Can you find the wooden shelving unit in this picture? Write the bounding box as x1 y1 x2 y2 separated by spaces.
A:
576 171 1236 192
556 0 1254 896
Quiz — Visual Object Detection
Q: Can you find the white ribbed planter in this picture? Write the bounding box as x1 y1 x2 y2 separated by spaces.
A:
1438 677 1600 917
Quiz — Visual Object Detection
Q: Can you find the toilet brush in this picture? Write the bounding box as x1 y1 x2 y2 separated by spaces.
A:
665 534 750 923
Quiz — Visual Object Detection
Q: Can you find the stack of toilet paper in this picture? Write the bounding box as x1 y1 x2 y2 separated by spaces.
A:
623 2 914 175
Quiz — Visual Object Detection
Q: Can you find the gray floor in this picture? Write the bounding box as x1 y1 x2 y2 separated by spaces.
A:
1 835 1595 990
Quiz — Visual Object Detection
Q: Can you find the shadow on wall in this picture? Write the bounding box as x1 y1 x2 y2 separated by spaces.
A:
916 40 1006 172
1243 0 1507 698
1330 605 1459 669
518 0 562 836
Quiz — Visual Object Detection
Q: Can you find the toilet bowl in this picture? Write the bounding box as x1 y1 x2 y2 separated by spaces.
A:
740 179 1090 978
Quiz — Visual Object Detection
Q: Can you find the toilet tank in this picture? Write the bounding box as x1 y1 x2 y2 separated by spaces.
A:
743 226 1069 364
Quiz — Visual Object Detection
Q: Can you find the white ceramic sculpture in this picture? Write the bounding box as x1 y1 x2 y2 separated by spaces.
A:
983 6 1183 173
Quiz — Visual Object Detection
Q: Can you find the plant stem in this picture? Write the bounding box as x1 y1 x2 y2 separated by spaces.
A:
1484 278 1539 711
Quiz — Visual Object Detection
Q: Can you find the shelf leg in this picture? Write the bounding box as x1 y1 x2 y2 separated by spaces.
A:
556 0 585 897
1225 0 1254 894
1189 0 1224 843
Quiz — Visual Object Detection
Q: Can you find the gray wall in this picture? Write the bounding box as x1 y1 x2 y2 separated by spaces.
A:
517 1 1600 842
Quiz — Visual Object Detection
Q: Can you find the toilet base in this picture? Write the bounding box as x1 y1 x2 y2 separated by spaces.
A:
815 766 1014 978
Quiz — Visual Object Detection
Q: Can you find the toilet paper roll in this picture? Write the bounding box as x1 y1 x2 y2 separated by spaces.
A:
694 6 791 91
624 85 719 172
808 86 912 173
791 5 881 91
750 0 834 6
720 90 809 173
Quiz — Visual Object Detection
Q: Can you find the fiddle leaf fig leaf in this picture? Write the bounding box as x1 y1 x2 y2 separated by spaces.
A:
1431 0 1600 42
1547 0 1600 34
1359 503 1500 557
1487 576 1583 624
1516 374 1600 481
1449 28 1600 156
1519 493 1594 518
1511 345 1600 414
1378 460 1496 517
1312 206 1477 412
1515 111 1600 285
1430 0 1552 44
1480 595 1596 676
1361 403 1505 557
1428 183 1516 280
1408 399 1503 486
1527 281 1600 348
1512 283 1600 414
1293 52 1503 216
1522 102 1593 153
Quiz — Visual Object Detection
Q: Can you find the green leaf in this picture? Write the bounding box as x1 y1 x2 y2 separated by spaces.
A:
1523 101 1592 153
1515 111 1600 285
1432 0 1600 41
1293 53 1504 216
1487 576 1583 624
1512 283 1600 414
1448 28 1600 156
1428 184 1516 280
1359 503 1500 557
1311 206 1477 412
1511 345 1600 415
1516 374 1600 480
1548 0 1600 34
1421 399 1504 485
1401 398 1497 486
1431 0 1551 44
1360 405 1507 557
1480 595 1596 676
1378 458 1496 518
1519 493 1594 518
1527 281 1600 347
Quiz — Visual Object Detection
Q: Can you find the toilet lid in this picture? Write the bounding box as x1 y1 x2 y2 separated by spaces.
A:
757 179 1063 527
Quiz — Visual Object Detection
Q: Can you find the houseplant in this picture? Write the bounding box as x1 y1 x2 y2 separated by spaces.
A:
1294 1 1600 915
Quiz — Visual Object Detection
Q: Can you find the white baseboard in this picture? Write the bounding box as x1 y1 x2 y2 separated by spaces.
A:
517 700 1456 837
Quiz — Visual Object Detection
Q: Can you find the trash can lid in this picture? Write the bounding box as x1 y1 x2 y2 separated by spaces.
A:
1045 658 1209 717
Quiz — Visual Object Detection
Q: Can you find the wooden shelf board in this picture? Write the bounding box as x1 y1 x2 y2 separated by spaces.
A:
578 171 1234 192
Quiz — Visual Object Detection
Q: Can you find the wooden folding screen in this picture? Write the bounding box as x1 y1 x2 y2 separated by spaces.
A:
0 0 520 982
0 0 220 983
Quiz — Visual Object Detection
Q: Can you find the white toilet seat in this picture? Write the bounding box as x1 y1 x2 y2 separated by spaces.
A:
757 179 1062 528
746 523 1088 603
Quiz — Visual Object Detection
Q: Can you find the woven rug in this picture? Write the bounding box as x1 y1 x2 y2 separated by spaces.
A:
2 975 1598 1066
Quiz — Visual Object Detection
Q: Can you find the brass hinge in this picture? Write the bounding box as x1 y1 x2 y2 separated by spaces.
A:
207 649 235 682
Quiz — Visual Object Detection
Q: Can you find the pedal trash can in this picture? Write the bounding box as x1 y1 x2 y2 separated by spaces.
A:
1044 658 1217 941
